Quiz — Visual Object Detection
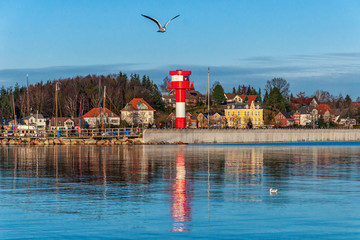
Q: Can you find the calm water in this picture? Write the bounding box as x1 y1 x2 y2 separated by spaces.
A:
1 143 360 239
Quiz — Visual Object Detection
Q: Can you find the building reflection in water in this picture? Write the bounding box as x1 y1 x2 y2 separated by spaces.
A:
171 145 191 232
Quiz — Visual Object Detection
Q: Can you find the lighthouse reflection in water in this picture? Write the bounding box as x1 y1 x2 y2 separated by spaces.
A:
171 146 191 232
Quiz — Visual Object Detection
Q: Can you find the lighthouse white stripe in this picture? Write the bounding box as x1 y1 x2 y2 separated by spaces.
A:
176 102 185 118
171 75 183 82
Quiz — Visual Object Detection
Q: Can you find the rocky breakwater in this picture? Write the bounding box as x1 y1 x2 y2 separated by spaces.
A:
0 137 144 146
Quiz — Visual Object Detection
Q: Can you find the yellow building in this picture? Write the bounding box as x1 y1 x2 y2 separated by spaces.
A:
224 101 264 128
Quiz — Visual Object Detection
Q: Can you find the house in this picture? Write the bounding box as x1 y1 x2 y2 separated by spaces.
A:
224 101 264 128
166 113 176 128
338 118 356 127
274 112 296 127
224 93 260 104
82 107 120 128
197 113 208 128
297 106 318 126
186 113 197 128
317 104 335 123
167 112 198 128
292 112 301 125
121 98 155 126
22 113 47 130
49 117 80 130
197 112 226 128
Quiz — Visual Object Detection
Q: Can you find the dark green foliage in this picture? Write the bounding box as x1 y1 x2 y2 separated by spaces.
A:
266 87 287 113
247 119 253 129
345 94 352 107
212 83 226 103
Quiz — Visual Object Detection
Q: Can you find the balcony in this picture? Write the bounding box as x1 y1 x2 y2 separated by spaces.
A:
167 81 194 89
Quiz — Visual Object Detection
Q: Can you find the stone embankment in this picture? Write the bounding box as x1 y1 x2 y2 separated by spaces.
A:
0 137 144 146
143 129 360 144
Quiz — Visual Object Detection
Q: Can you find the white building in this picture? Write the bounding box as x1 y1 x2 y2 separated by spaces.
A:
121 98 155 126
23 113 47 130
82 107 120 128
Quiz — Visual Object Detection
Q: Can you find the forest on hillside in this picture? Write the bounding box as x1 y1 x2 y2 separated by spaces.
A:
0 72 164 119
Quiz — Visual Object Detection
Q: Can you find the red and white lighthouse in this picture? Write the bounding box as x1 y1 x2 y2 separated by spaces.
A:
167 70 194 128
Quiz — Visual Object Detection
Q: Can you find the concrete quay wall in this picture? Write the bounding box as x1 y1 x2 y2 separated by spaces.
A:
143 129 360 144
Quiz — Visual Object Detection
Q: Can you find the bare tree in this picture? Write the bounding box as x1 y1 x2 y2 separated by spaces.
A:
159 76 170 93
265 78 290 98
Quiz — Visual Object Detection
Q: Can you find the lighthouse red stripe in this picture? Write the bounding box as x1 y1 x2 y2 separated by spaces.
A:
176 117 186 128
176 89 185 102
169 70 191 76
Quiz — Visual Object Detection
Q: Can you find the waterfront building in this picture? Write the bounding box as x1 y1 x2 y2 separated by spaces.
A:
49 117 81 130
274 112 296 127
297 106 318 126
167 112 197 128
224 101 264 128
82 107 120 128
121 98 155 126
22 113 47 130
196 112 226 128
317 104 335 123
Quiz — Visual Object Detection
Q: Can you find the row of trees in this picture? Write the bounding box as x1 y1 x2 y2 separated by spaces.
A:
0 72 164 120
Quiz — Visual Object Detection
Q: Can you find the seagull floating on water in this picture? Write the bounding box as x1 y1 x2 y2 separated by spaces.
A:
269 188 279 194
141 14 180 32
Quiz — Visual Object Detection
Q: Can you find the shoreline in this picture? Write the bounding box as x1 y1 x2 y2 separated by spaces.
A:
1 128 360 146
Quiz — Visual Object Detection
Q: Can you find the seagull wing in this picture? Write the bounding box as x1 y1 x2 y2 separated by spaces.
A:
141 14 162 29
164 15 180 28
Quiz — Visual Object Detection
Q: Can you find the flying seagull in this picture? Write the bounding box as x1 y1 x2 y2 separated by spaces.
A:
141 14 180 32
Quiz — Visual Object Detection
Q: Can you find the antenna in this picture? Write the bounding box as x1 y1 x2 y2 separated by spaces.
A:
207 68 210 129
55 82 59 135
27 73 30 116
101 86 106 130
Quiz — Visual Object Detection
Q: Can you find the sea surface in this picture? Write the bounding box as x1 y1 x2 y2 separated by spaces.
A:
1 143 360 239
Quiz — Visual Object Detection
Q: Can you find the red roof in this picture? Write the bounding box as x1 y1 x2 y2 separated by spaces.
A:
121 98 155 111
293 97 315 105
317 104 334 114
82 107 119 118
246 95 258 103
224 93 236 99
354 102 360 107
224 93 259 102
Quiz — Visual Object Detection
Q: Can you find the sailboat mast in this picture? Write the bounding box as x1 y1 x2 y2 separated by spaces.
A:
207 68 210 129
101 86 106 130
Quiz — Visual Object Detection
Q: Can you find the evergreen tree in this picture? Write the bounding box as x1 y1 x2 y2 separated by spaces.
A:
345 94 352 107
258 88 262 102
152 84 165 111
246 85 251 95
212 83 226 103
237 85 241 95
263 90 269 103
266 87 286 113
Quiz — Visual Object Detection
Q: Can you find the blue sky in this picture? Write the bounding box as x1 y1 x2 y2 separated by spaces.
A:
1 0 360 98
